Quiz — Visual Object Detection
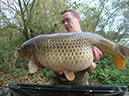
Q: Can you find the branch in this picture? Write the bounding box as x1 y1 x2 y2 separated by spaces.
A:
7 24 23 32
0 11 11 25
29 0 35 18
103 1 129 27
18 0 25 21
0 0 21 17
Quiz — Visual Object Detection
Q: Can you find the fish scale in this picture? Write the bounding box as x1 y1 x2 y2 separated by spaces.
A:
14 32 129 81
33 33 93 72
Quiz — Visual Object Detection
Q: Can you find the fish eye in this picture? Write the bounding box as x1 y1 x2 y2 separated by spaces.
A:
17 46 24 52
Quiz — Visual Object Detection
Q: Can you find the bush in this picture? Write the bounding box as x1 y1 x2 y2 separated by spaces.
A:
89 55 129 87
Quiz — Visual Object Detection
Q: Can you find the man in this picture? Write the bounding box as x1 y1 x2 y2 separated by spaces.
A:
51 9 102 85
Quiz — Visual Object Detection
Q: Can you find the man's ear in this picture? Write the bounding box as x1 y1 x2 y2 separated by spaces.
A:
77 16 80 22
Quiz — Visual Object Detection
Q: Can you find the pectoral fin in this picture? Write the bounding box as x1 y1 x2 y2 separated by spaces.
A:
29 57 38 73
64 71 75 81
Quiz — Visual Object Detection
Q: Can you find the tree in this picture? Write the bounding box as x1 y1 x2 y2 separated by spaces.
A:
70 0 129 44
30 0 67 36
0 0 36 40
0 0 68 40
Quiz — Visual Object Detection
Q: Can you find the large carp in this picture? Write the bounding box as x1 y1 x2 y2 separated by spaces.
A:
14 32 129 81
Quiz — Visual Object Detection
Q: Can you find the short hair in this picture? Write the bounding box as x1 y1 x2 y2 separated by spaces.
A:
61 9 79 17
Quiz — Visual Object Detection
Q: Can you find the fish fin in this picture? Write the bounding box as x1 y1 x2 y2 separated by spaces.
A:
64 71 75 81
102 51 107 55
29 58 38 73
112 54 126 70
117 44 129 57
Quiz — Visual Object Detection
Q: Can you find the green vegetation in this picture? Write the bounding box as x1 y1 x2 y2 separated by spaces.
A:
0 0 129 90
89 55 129 86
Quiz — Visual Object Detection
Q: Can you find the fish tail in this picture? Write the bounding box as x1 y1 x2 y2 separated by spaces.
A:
112 44 129 70
112 54 125 70
117 44 129 57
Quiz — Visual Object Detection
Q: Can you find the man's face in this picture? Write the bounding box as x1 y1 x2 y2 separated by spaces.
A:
61 12 80 32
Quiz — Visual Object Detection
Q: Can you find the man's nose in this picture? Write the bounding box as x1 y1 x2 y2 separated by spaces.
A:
64 21 68 25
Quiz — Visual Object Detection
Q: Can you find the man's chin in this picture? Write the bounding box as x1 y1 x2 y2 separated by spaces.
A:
67 29 73 32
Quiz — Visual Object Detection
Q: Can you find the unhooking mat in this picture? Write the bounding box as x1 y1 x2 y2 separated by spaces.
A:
0 83 128 96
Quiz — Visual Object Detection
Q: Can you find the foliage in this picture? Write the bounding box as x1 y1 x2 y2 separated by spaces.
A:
0 31 24 72
71 0 129 42
39 69 53 80
30 0 67 36
0 0 68 40
89 55 129 86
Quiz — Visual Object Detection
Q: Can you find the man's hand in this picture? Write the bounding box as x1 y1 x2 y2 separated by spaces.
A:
93 46 102 62
86 46 102 73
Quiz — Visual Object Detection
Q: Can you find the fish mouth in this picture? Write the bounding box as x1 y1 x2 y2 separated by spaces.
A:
14 52 20 58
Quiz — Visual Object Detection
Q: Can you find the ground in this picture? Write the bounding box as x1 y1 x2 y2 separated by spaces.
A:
0 70 100 91
0 71 52 91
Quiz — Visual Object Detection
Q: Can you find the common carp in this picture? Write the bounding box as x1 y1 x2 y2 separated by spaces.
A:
14 32 129 81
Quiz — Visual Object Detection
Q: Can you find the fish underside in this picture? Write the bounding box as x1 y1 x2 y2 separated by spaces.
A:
14 32 129 81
